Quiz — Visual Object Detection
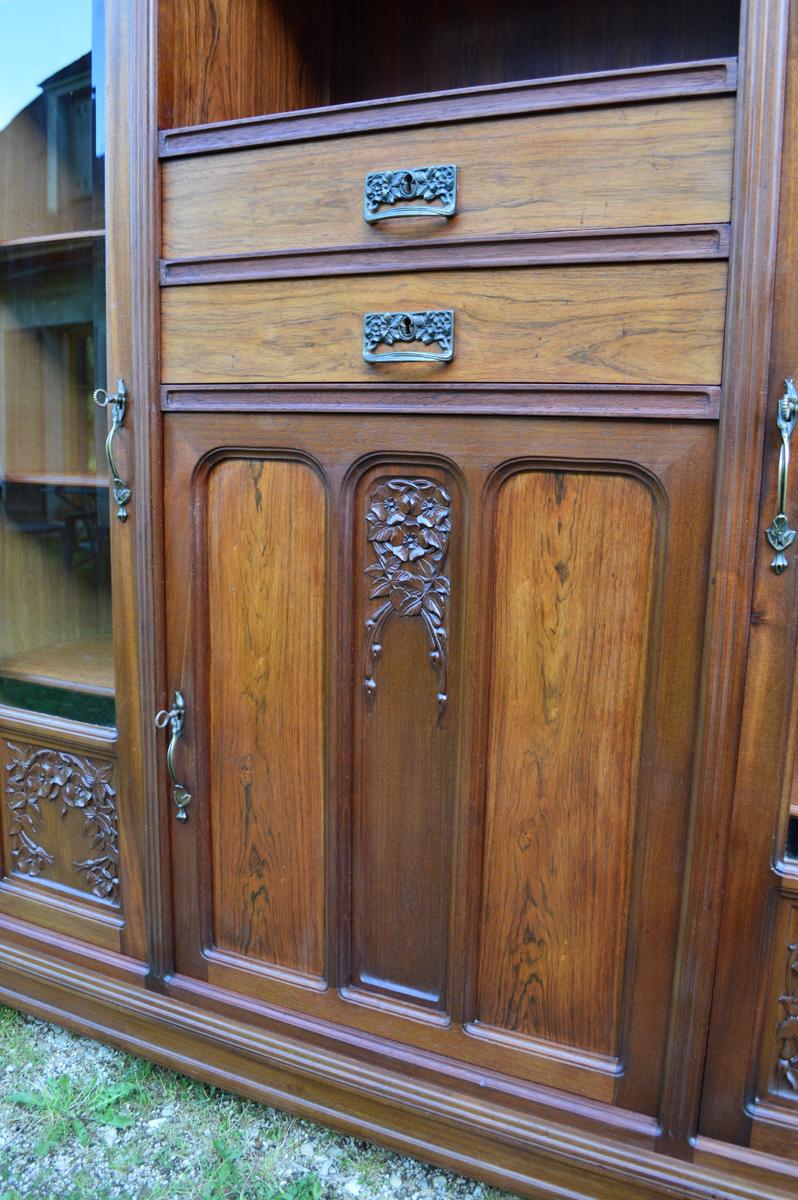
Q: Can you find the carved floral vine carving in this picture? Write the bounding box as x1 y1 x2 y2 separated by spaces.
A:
776 938 798 1092
364 478 451 722
4 743 119 903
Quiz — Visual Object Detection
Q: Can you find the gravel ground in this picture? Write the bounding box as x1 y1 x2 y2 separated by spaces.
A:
0 1005 522 1200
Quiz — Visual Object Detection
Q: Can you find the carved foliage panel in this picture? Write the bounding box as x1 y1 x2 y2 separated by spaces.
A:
1 738 119 905
364 477 451 724
351 466 460 1011
771 901 798 1100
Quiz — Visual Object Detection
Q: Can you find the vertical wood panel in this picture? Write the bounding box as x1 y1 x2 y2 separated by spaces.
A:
477 470 655 1057
205 458 326 979
158 0 330 128
350 469 460 1010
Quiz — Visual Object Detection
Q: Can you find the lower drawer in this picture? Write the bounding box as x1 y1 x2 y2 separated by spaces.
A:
160 262 727 386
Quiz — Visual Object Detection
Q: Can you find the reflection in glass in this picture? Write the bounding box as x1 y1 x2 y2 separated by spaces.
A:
0 1 102 243
0 2 113 725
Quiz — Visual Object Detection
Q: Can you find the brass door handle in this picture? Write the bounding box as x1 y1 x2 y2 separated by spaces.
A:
93 379 131 522
766 379 798 573
364 164 457 223
154 691 192 821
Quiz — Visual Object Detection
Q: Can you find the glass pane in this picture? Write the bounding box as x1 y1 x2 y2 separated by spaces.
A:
0 3 113 726
0 0 103 242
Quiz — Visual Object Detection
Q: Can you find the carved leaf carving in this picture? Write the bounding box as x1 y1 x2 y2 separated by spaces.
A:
364 478 451 722
4 742 119 903
776 939 798 1093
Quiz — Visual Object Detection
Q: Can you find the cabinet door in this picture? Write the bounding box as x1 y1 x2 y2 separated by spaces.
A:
163 408 714 1117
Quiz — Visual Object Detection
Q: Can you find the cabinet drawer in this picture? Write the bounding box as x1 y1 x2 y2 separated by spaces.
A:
160 262 727 386
162 97 735 261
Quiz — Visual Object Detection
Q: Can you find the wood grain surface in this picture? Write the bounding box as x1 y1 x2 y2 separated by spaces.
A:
162 98 734 260
350 466 460 1011
161 262 728 386
206 458 326 978
476 471 655 1056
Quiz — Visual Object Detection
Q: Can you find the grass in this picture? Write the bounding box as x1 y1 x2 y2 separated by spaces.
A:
0 1006 520 1200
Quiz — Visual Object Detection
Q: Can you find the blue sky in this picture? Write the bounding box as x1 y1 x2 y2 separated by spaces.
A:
0 0 92 130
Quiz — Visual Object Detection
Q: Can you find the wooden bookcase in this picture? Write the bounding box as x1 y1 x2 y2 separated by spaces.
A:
0 2 797 1197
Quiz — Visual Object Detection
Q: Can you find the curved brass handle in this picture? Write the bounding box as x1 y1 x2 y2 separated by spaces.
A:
766 379 798 574
154 690 192 821
364 165 457 223
94 380 132 522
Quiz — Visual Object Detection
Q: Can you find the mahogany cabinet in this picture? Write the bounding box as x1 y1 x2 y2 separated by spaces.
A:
1 1 797 1197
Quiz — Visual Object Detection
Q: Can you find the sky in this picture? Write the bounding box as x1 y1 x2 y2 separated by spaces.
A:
0 0 92 130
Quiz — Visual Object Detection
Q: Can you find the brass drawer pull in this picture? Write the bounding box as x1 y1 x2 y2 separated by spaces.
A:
155 690 192 822
364 165 457 223
363 309 454 364
766 378 798 573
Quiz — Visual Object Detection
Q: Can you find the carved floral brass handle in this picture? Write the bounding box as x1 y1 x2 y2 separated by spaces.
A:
93 379 131 522
154 691 192 822
766 378 798 573
364 164 457 223
363 309 454 363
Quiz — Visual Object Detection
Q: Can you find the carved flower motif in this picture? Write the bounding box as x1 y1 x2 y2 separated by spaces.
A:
60 775 93 810
26 756 69 802
389 557 451 618
364 479 451 721
421 165 455 200
366 483 450 549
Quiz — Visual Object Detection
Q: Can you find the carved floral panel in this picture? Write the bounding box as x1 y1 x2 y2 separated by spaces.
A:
4 741 119 904
364 477 451 723
775 937 798 1094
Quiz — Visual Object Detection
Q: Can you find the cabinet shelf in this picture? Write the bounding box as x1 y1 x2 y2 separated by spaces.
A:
0 229 105 252
2 472 109 489
0 634 114 697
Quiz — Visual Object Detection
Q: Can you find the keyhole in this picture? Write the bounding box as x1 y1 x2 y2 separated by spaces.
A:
399 315 414 339
397 171 415 197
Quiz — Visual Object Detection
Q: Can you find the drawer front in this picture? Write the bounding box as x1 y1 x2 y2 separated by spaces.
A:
162 97 735 261
161 262 727 385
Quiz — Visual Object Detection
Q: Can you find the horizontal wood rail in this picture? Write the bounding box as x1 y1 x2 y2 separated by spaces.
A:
160 384 721 420
159 58 738 157
160 225 731 287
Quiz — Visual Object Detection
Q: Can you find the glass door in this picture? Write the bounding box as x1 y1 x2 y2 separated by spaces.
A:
0 0 113 726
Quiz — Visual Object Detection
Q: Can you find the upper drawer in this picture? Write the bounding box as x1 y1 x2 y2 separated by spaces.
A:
161 97 735 261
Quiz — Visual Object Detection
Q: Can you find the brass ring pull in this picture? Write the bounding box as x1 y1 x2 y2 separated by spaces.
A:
364 165 457 223
766 379 798 574
93 380 132 522
154 690 192 822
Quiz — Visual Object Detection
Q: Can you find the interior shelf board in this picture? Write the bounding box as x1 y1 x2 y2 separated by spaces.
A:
0 634 115 698
2 472 109 489
0 229 105 251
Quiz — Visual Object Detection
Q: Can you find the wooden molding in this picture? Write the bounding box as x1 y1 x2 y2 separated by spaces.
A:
656 0 792 1152
106 0 167 972
159 58 738 158
159 226 731 287
0 705 117 753
0 938 793 1200
160 384 722 421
